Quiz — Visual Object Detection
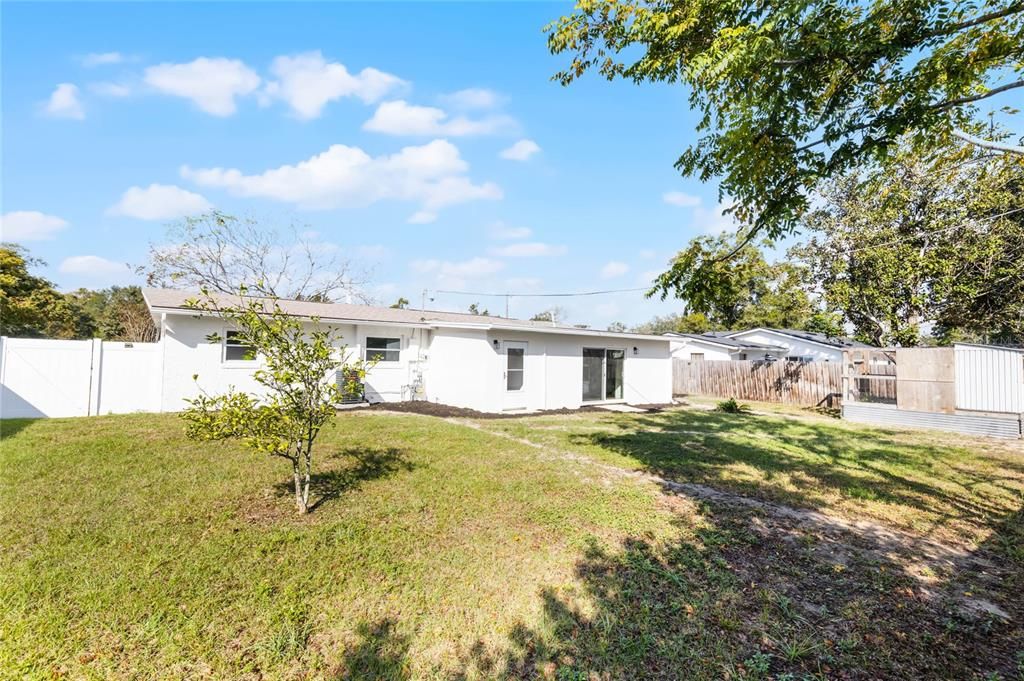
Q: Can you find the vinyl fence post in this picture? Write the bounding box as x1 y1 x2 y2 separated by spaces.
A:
88 338 103 416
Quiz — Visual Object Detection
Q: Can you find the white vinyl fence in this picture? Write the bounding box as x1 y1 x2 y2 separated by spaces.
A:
0 337 162 419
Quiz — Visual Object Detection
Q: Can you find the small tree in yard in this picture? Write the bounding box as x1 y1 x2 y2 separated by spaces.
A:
180 287 373 514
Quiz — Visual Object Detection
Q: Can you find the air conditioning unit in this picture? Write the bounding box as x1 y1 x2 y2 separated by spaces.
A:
336 369 364 405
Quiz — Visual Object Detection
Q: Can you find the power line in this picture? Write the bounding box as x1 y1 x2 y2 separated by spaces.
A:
433 286 650 298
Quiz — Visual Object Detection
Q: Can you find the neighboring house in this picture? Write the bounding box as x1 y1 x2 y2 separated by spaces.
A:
144 288 672 413
667 328 874 363
664 333 786 362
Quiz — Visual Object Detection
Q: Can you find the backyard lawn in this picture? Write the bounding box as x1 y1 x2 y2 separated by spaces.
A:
1 405 1022 679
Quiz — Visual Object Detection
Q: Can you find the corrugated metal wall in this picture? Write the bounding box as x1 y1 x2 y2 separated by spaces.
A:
843 403 1022 439
955 344 1024 414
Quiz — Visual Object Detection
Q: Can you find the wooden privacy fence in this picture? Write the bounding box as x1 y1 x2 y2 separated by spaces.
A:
673 359 842 406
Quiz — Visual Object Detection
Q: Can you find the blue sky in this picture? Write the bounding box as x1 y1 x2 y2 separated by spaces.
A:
2 2 738 328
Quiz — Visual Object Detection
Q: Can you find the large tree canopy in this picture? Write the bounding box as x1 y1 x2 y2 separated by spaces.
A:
792 144 1024 345
547 0 1024 295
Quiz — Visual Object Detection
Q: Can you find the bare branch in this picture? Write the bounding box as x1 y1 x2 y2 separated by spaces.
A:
952 129 1024 155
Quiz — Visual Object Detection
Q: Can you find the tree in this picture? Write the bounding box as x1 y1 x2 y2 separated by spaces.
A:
607 321 627 332
180 287 373 514
468 302 490 316
0 244 92 339
793 143 1024 345
530 306 567 323
652 233 815 330
547 0 1024 296
144 212 370 303
633 311 718 335
390 297 410 309
67 286 159 342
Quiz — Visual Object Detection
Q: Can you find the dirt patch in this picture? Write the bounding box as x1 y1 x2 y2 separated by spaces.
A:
360 400 674 420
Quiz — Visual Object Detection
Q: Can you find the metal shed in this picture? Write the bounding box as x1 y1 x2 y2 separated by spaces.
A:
841 344 1023 439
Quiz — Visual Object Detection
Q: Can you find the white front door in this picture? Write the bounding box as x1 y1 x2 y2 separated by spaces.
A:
502 341 528 410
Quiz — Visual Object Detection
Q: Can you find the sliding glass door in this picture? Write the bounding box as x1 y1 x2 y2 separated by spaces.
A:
582 348 625 402
582 348 605 401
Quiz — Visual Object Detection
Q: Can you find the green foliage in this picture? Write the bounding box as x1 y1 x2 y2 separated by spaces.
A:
547 0 1024 235
793 143 1024 345
0 244 157 341
633 311 718 335
650 233 816 330
715 397 750 414
468 302 490 316
547 0 1024 297
390 297 410 309
607 321 627 332
180 286 374 514
0 244 91 339
66 286 158 342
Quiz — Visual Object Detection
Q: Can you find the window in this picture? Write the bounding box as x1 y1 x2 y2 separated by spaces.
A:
787 355 813 363
690 353 705 361
506 347 524 390
739 353 747 360
224 331 256 362
365 337 400 362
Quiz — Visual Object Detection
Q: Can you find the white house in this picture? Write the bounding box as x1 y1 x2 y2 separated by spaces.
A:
668 328 874 363
144 289 673 413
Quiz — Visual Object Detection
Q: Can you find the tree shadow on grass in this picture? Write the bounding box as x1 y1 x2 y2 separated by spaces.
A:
568 409 1024 538
453 503 1024 680
334 618 411 681
272 447 416 513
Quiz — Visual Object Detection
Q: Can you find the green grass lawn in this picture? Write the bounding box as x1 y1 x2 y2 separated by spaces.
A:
1 406 1022 679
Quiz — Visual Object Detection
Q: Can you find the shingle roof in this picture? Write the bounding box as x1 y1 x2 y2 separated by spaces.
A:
728 328 874 349
143 288 671 341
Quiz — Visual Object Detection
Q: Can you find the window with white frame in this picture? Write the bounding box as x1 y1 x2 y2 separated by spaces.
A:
224 331 256 362
365 337 400 362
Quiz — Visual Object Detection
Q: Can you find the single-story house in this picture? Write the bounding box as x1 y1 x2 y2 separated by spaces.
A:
144 288 672 413
667 328 874 363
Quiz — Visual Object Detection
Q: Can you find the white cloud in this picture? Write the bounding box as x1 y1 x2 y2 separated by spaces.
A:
0 211 69 241
107 184 212 220
144 57 261 116
44 83 85 119
489 242 566 257
263 52 405 119
499 139 541 161
81 52 125 67
488 221 532 240
363 100 516 137
439 88 503 110
412 257 504 278
182 139 501 222
662 191 701 207
601 261 630 279
59 255 129 278
90 81 132 98
694 201 738 234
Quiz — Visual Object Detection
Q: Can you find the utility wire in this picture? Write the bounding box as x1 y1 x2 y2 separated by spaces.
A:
434 286 651 298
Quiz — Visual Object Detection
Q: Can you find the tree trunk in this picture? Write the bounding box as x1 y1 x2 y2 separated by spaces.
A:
292 462 307 515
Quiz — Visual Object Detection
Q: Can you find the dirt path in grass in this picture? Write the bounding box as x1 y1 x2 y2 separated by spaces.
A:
453 417 1013 622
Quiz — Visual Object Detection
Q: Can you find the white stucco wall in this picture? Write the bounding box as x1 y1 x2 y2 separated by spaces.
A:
669 338 734 361
727 330 842 362
159 314 672 414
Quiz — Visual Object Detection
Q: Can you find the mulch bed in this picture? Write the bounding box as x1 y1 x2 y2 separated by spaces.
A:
359 400 673 419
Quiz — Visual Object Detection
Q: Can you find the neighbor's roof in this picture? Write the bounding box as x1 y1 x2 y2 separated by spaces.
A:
143 288 672 342
725 327 875 349
664 332 785 351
